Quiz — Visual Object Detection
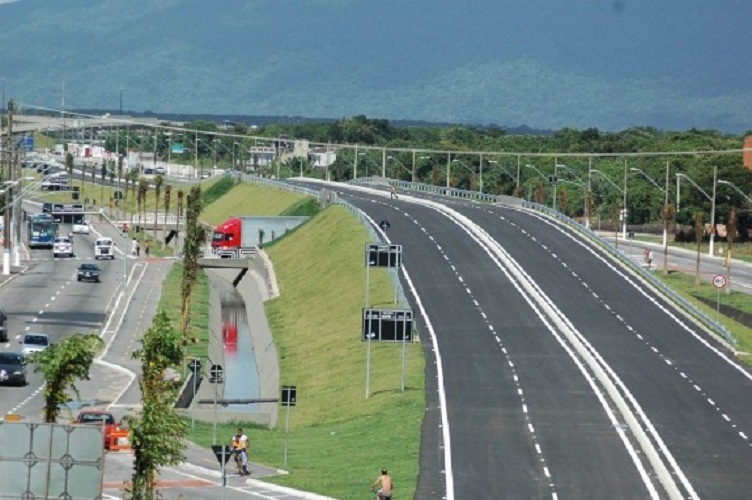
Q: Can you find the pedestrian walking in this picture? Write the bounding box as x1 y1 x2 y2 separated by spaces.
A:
131 238 138 256
144 241 150 258
647 250 654 268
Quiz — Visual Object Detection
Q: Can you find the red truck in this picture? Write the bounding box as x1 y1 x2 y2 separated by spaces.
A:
211 215 310 258
211 217 257 258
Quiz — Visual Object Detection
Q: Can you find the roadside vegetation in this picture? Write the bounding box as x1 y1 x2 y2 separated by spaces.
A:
150 180 423 499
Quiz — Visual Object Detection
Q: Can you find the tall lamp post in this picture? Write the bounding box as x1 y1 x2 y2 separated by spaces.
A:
718 179 752 205
677 167 718 256
451 159 478 191
630 165 669 247
386 156 413 181
590 168 627 239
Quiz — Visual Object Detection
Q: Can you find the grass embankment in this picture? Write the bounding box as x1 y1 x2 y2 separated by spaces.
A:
653 271 752 357
161 180 426 498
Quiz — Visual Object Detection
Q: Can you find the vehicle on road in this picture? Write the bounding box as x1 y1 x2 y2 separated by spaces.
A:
212 215 308 258
41 172 69 191
28 213 57 249
72 221 90 234
94 237 114 259
73 410 118 448
20 333 51 356
53 236 74 257
77 263 101 283
0 308 7 342
0 352 26 386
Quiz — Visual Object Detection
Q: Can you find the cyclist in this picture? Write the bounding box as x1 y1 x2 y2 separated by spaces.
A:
371 467 394 499
230 428 250 475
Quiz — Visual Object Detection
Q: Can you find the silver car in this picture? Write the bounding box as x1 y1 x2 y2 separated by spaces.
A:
20 333 51 356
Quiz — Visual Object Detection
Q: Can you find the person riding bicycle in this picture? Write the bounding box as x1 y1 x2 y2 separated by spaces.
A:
371 467 394 499
230 428 250 475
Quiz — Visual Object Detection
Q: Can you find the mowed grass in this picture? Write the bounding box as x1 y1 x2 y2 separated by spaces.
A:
653 270 752 358
182 199 425 499
200 182 306 225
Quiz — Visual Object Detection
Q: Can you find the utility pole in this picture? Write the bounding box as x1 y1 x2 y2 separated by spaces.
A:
4 100 13 275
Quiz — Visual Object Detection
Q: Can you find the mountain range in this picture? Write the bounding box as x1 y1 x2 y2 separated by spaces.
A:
1 0 750 133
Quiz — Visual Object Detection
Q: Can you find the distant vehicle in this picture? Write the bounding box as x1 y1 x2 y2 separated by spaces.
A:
73 410 118 448
143 167 155 175
28 214 57 249
94 237 114 259
20 333 51 356
211 215 308 258
42 202 53 213
53 236 73 258
41 172 70 191
0 308 7 342
77 263 101 283
155 166 166 175
72 221 90 234
0 352 26 386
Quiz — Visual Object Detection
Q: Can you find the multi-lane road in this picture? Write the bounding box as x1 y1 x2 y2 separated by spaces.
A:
314 181 752 499
4 179 752 499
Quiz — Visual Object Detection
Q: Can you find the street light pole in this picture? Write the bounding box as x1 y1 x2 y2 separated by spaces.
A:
622 158 628 241
710 165 717 257
478 154 484 193
586 157 592 229
677 170 717 257
552 159 558 212
3 100 13 276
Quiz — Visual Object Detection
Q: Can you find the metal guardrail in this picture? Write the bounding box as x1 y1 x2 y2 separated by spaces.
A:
520 200 737 347
241 174 411 308
239 173 735 347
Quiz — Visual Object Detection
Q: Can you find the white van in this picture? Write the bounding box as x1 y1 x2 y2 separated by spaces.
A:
94 237 114 260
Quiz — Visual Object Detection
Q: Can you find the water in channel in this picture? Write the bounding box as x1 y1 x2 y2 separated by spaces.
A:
220 287 261 411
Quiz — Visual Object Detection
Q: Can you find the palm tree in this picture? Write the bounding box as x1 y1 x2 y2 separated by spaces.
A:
163 185 172 246
176 189 184 243
138 178 149 232
153 175 163 243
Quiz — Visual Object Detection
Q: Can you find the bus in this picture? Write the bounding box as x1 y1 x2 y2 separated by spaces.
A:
27 214 57 249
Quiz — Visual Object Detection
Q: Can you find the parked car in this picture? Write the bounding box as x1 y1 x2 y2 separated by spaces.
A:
0 308 7 342
77 263 101 283
73 410 119 448
72 221 90 234
53 236 74 258
20 333 51 356
0 352 26 386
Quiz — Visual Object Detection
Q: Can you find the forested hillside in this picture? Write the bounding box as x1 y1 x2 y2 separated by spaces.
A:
1 0 751 132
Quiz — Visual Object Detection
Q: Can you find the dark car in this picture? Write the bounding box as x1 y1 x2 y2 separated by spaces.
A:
77 263 101 283
0 352 26 386
0 308 7 342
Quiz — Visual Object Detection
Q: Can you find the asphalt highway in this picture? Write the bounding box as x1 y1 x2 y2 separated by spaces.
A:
314 181 752 499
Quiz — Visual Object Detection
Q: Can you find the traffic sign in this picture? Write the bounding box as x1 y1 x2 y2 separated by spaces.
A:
362 308 414 342
712 275 727 289
366 243 402 268
281 386 297 407
211 445 233 467
209 364 223 383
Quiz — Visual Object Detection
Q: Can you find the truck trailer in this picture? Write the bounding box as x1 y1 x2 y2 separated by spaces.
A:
211 215 309 258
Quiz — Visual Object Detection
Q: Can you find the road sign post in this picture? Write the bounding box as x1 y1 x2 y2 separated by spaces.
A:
712 274 727 322
211 444 233 498
281 386 297 468
364 244 404 399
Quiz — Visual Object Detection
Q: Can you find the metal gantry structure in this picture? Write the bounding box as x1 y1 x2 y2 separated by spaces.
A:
3 103 752 248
